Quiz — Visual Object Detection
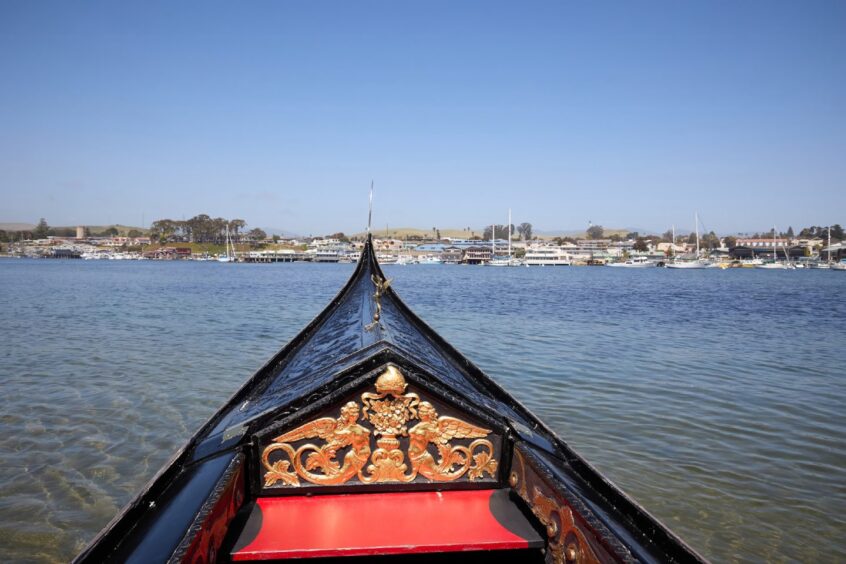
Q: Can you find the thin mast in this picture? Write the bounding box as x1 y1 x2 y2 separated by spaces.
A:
491 223 495 260
695 212 700 258
367 181 373 235
672 225 675 259
828 226 832 264
508 209 512 259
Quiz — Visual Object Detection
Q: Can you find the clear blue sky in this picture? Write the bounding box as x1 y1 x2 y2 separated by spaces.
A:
1 1 844 235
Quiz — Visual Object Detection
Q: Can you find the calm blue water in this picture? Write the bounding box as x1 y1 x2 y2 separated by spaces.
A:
1 259 845 563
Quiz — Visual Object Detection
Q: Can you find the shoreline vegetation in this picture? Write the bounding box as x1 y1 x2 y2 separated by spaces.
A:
1 216 843 266
1 216 842 244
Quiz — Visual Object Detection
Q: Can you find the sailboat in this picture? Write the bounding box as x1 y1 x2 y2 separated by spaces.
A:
488 210 522 266
810 227 833 269
755 227 794 269
666 213 710 269
217 224 236 263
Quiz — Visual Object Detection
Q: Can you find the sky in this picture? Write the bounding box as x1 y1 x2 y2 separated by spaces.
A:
1 1 844 236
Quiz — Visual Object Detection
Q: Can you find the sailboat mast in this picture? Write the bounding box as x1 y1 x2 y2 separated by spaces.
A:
508 209 512 259
695 212 700 258
491 224 495 260
828 226 832 264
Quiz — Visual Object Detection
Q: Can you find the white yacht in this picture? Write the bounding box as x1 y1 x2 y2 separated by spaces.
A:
395 255 416 265
488 257 523 267
666 259 711 269
377 254 398 264
314 250 341 263
607 256 656 268
524 246 571 266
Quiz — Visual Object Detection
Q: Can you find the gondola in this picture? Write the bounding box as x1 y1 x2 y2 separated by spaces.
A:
75 235 706 563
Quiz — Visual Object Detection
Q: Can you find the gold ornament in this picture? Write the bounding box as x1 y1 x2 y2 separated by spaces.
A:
261 365 498 487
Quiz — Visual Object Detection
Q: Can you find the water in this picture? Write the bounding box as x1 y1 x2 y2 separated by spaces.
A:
1 259 844 563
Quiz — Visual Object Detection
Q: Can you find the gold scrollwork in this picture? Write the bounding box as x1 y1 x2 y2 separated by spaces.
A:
510 450 600 564
261 365 498 487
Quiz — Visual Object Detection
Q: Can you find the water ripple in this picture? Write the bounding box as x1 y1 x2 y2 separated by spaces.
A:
0 261 844 562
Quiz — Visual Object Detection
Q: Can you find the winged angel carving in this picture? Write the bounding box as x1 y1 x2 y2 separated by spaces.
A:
261 366 499 487
261 402 371 487
408 402 498 481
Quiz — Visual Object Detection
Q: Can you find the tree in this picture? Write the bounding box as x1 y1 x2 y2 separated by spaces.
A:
329 232 349 242
633 238 649 252
103 226 119 237
661 229 674 242
625 232 639 240
49 227 75 237
723 236 737 249
230 219 247 237
151 219 177 242
517 222 533 241
831 224 844 241
586 225 604 239
34 218 50 239
248 228 267 241
702 231 720 250
127 229 142 237
787 226 794 238
483 225 513 240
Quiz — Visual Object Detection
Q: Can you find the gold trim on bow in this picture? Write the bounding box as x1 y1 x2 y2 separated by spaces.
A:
262 365 498 487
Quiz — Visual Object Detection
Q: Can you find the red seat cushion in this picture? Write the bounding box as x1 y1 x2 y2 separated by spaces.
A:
231 489 542 560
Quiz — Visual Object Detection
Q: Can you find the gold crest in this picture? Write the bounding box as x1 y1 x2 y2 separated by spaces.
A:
261 365 498 487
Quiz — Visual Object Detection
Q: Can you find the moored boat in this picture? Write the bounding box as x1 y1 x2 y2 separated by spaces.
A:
524 246 571 266
75 235 705 564
606 256 656 268
665 259 710 269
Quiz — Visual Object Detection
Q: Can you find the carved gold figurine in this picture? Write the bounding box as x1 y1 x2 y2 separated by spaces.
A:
261 401 371 487
408 402 497 481
261 365 500 488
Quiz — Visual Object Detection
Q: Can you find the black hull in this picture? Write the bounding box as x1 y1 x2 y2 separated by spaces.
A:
76 235 705 564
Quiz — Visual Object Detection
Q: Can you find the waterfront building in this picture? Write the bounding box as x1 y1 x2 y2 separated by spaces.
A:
373 238 405 251
415 243 446 253
462 246 492 265
524 245 571 266
440 247 464 264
